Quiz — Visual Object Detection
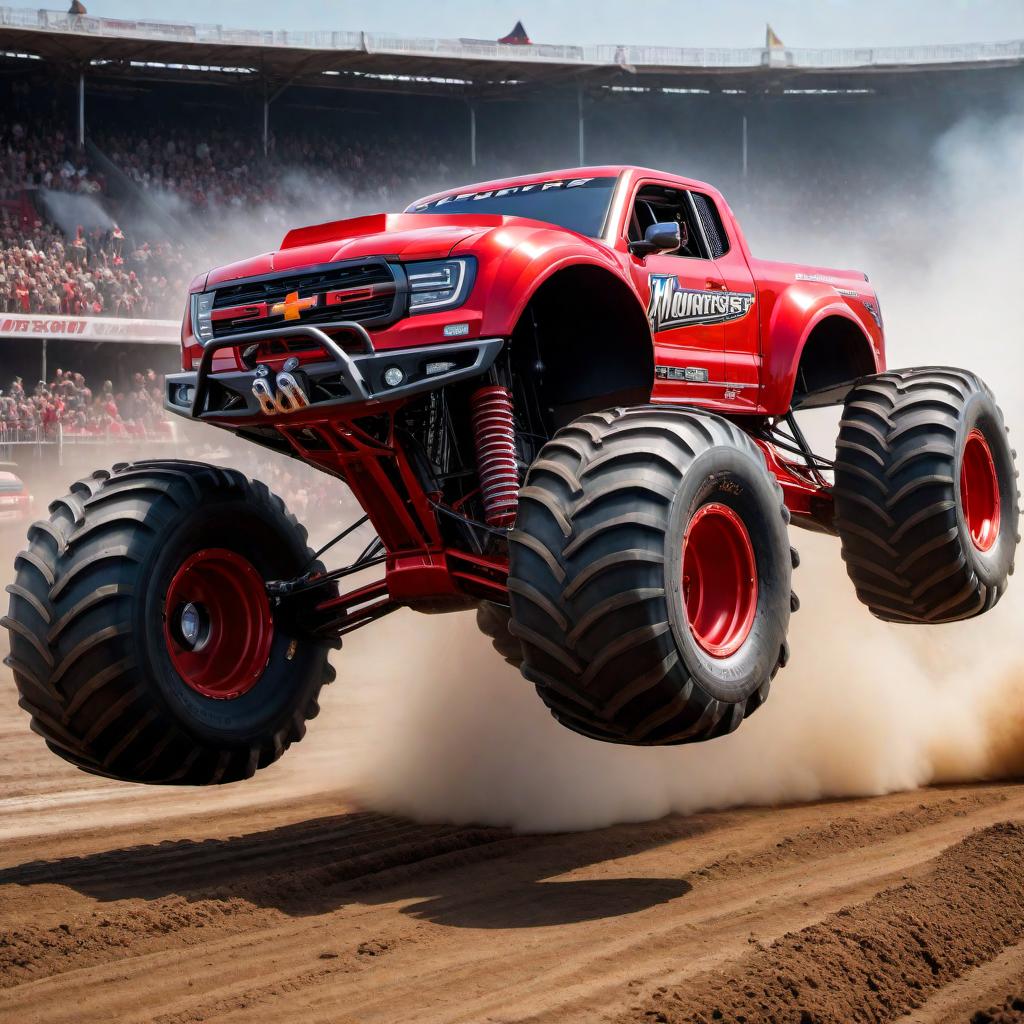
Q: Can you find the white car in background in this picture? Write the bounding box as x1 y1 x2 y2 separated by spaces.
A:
0 466 33 528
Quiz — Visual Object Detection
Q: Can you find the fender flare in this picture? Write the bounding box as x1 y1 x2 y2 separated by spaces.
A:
475 242 650 344
513 255 650 338
483 250 656 413
764 292 880 412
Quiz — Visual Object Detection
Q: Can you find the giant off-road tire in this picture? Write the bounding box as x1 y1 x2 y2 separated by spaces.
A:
508 406 796 746
833 367 1019 623
2 460 336 785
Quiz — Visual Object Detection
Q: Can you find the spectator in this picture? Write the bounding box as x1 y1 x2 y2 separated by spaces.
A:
0 210 190 318
0 105 455 318
0 366 168 439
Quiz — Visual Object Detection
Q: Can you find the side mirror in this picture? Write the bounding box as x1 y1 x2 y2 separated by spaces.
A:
629 221 681 258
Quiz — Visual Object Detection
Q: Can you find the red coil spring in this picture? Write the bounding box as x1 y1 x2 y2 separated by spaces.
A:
470 384 519 528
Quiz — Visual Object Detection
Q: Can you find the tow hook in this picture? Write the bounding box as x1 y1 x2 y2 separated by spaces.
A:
251 358 312 414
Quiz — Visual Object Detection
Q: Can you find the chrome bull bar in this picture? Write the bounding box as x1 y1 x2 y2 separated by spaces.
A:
164 322 504 421
188 322 376 419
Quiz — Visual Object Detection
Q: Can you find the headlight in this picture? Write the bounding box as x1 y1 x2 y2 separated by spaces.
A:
190 292 215 343
405 258 475 314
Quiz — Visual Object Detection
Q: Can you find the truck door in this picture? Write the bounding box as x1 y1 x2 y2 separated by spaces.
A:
689 189 760 412
625 183 727 405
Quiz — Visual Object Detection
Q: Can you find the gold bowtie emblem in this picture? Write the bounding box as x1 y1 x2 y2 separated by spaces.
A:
271 290 318 321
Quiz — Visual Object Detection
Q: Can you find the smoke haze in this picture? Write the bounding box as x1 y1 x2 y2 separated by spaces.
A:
39 190 115 236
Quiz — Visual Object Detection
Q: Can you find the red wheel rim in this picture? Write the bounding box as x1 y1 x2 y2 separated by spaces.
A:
163 548 273 699
960 429 1001 553
682 502 758 658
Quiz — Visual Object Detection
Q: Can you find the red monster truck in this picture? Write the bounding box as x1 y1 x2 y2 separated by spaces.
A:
5 166 1019 784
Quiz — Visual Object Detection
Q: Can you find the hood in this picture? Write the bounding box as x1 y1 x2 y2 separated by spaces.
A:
205 213 507 287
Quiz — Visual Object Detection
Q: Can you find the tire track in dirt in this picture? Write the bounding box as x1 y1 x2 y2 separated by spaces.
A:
685 791 1009 886
0 817 518 989
1 787 1000 995
148 936 408 1024
49 789 1015 1024
418 800 1024 1024
3 814 507 896
1 805 1020 1024
454 792 1019 1024
621 822 1024 1024
0 894 271 990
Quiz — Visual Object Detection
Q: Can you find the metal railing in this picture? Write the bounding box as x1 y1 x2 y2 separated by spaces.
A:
1 7 1021 71
59 429 175 444
0 7 364 50
0 423 175 445
0 424 48 445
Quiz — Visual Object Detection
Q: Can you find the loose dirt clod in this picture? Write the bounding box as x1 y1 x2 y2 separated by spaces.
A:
973 996 1024 1024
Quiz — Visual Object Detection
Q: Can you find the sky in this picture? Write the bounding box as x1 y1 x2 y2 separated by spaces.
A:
65 1 1024 49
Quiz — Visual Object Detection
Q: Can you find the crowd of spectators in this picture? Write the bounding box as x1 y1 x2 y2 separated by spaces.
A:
0 367 344 529
0 118 104 201
0 369 346 535
0 367 169 439
0 210 192 319
96 124 450 216
1 97 450 209
0 103 457 319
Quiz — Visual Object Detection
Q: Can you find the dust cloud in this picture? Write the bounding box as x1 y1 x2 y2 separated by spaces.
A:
329 108 1024 832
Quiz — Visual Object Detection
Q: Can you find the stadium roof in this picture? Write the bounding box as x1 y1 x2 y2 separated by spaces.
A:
1 6 1022 96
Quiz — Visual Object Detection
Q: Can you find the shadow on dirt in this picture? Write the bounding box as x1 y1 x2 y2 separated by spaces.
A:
400 876 691 928
0 808 710 928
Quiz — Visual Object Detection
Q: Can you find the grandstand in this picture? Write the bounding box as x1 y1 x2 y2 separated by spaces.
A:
1 6 1022 165
0 4 1021 389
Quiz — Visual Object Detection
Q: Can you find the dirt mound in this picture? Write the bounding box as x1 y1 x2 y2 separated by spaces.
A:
624 822 1024 1024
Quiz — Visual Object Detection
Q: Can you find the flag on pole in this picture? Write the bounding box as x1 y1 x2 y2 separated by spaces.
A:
766 24 785 49
499 21 532 45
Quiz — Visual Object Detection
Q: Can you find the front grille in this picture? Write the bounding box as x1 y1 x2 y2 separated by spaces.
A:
211 258 399 338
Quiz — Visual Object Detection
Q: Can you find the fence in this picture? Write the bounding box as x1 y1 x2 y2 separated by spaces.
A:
0 421 176 459
0 424 50 445
58 422 177 445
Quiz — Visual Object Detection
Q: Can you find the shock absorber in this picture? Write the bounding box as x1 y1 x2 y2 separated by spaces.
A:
470 384 519 528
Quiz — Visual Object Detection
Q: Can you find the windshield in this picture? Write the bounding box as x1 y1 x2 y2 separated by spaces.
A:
405 176 616 237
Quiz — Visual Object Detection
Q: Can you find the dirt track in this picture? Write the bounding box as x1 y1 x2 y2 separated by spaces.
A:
3 647 1024 1024
2 464 1024 1023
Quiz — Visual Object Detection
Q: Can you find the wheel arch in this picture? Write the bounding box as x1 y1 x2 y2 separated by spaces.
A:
792 312 879 407
509 262 654 425
775 307 880 411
